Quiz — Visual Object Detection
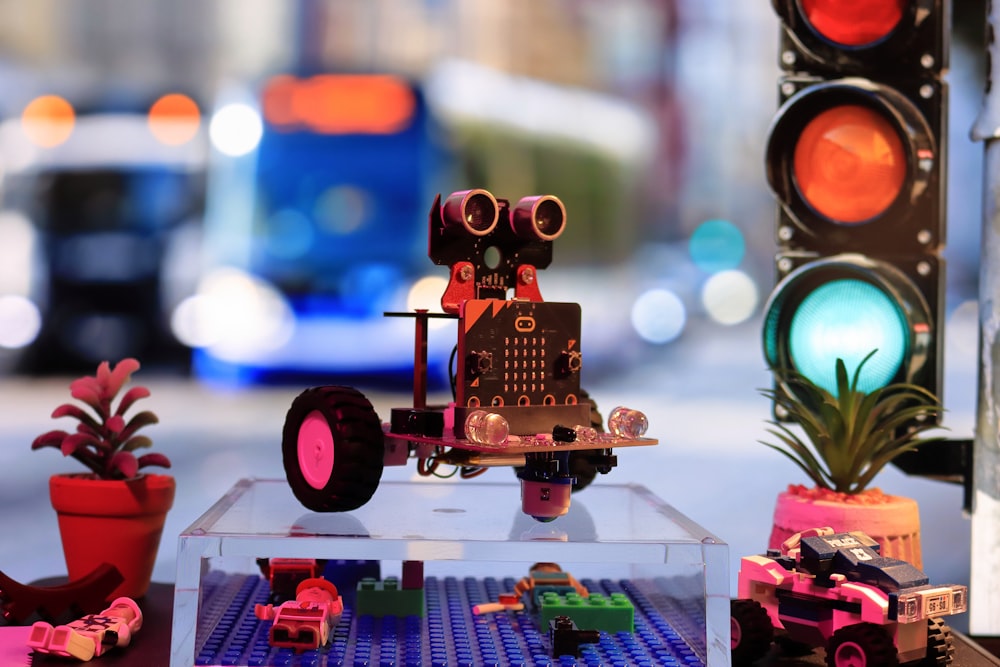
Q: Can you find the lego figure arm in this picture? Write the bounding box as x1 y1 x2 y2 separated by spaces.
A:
254 603 278 620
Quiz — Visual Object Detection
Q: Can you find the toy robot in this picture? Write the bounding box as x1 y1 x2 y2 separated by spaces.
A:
281 189 658 521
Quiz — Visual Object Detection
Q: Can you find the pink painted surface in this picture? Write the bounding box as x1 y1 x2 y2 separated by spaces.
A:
0 626 32 666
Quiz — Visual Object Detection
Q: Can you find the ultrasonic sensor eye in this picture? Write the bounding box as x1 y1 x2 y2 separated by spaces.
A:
442 189 499 236
512 195 566 241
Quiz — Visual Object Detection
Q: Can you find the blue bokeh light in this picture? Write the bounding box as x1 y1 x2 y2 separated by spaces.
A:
689 218 745 273
631 288 687 344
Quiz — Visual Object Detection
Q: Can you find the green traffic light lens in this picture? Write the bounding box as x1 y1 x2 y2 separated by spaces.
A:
787 278 907 394
800 0 905 47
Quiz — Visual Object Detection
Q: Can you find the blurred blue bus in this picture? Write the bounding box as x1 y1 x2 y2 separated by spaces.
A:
186 73 452 385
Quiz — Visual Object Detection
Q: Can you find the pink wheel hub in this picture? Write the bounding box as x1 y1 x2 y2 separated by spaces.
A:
298 410 335 489
834 641 866 667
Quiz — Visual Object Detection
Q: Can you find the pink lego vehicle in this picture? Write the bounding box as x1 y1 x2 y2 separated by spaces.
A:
731 527 968 666
282 189 658 521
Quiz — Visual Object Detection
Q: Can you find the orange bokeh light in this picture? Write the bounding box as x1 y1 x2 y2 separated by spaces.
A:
263 74 416 134
148 93 201 146
794 104 906 224
262 75 299 128
21 95 76 147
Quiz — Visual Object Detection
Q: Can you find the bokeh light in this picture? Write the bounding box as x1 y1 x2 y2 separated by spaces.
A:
263 74 418 134
265 209 315 259
0 295 41 348
689 219 745 273
21 95 75 147
209 103 263 157
406 275 451 330
701 270 758 325
148 93 201 146
315 185 370 235
170 267 294 357
0 211 38 296
631 288 686 344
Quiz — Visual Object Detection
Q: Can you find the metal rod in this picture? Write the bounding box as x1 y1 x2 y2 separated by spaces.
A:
968 0 1000 635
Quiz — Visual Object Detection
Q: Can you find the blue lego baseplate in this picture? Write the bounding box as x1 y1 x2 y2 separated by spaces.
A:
194 571 707 667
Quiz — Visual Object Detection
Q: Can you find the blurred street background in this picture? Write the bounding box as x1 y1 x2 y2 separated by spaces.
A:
0 0 988 632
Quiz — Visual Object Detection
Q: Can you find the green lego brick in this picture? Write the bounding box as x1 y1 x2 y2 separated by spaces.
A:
539 591 634 634
355 577 425 618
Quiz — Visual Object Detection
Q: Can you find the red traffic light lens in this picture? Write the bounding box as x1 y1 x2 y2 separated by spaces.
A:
801 0 905 47
793 104 906 224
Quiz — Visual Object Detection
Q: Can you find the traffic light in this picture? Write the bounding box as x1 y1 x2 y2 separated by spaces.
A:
762 0 948 418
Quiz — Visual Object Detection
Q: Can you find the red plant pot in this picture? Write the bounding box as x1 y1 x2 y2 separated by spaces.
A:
49 473 176 600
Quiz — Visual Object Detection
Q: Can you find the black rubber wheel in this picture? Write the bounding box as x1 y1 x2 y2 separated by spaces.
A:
730 599 774 665
826 623 899 667
916 618 953 666
282 386 384 512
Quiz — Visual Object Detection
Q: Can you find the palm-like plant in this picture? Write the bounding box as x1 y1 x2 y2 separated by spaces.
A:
31 358 171 480
759 350 943 495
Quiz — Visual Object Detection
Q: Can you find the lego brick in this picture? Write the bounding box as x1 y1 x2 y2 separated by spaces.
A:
539 591 635 634
355 577 425 618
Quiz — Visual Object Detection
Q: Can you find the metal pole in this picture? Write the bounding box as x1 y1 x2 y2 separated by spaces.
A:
968 0 1000 636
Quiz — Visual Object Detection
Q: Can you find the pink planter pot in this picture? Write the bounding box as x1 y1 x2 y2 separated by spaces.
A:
768 489 922 568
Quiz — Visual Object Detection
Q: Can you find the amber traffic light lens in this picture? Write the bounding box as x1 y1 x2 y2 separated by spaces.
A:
793 104 905 224
801 0 905 46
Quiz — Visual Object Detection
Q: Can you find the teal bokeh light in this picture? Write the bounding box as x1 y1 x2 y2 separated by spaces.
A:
689 219 745 273
788 279 907 395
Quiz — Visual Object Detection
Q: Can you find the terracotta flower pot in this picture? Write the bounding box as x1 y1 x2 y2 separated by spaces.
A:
768 487 922 568
49 472 176 600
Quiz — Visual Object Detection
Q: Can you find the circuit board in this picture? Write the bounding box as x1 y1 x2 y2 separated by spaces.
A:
457 300 583 413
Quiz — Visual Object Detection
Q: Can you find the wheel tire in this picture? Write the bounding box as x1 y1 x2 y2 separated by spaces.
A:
730 599 773 665
826 623 899 667
917 618 953 666
282 386 384 512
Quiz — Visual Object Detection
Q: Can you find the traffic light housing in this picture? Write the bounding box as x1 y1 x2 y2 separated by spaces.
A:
763 0 948 418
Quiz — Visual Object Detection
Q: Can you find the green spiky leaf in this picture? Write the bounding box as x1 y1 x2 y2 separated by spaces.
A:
760 350 945 494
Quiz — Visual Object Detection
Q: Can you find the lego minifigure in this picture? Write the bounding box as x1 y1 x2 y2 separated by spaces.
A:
254 577 343 652
26 596 143 661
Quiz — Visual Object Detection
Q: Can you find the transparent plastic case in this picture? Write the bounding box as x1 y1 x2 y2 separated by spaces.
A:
171 478 730 666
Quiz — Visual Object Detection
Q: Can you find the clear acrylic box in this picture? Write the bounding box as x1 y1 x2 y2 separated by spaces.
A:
170 478 730 666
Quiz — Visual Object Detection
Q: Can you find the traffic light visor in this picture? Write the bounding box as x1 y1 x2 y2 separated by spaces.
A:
794 104 906 224
800 0 905 47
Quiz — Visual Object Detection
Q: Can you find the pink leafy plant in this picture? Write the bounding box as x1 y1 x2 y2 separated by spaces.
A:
31 358 171 480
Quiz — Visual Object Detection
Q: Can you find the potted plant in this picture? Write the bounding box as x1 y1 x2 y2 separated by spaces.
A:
760 350 943 567
31 358 174 599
